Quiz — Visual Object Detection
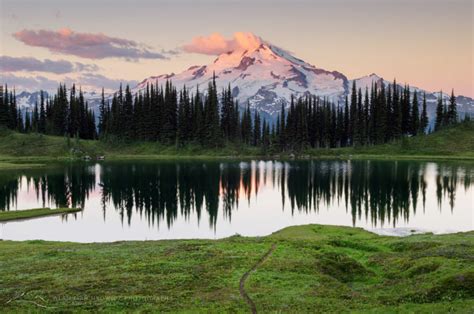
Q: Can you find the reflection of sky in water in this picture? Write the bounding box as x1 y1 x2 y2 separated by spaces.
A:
0 160 472 242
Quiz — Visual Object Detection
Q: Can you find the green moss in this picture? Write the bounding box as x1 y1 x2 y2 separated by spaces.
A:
329 239 381 252
0 224 472 312
406 261 441 278
426 272 474 301
316 251 372 282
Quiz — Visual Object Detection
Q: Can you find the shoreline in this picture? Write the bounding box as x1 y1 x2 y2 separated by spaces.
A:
1 221 471 243
1 153 473 171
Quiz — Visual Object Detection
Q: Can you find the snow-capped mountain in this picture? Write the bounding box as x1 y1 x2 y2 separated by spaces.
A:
16 91 49 111
16 90 104 114
135 43 349 117
11 42 474 122
135 43 473 120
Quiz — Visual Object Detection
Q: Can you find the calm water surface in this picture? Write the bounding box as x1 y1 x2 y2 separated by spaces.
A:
0 160 472 242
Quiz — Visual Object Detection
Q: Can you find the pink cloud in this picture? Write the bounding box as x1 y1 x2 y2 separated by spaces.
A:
182 32 265 55
13 28 168 60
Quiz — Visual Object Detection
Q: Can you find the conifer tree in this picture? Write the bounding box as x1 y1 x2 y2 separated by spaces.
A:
368 82 377 144
98 88 108 137
279 103 286 149
401 85 411 135
410 91 419 136
38 90 46 134
32 102 39 132
349 81 357 145
435 92 444 131
354 87 364 145
9 90 18 130
363 87 370 144
0 85 7 127
24 110 31 133
420 92 428 134
203 73 221 146
375 82 387 144
262 119 270 152
241 103 252 145
442 100 449 128
391 80 401 138
447 89 457 125
343 95 349 146
253 110 261 146
17 108 23 133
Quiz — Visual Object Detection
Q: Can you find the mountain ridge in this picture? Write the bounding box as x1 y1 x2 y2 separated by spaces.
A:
11 42 474 123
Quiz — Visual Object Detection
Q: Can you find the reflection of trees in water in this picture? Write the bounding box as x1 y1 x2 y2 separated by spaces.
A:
285 161 471 227
435 164 471 212
0 161 472 229
0 173 20 211
0 166 96 211
99 162 222 228
97 161 471 228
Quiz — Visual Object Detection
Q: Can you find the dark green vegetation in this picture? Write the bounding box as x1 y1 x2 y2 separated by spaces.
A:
0 121 472 165
0 207 82 222
0 225 472 312
325 120 474 160
0 77 467 154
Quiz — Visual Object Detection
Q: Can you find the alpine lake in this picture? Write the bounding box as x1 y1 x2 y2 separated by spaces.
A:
1 159 472 242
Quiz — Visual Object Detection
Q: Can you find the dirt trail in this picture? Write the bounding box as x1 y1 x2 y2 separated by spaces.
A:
239 243 277 314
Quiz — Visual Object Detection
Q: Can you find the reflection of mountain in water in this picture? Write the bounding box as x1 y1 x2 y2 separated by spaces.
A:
0 161 471 228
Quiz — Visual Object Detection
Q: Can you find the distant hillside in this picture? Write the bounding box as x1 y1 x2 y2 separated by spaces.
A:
0 121 473 161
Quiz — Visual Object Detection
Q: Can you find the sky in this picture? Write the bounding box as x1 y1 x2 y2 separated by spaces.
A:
0 0 472 96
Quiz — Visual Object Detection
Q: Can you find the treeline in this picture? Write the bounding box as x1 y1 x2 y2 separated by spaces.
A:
97 77 461 150
0 84 96 139
279 80 434 149
0 77 466 151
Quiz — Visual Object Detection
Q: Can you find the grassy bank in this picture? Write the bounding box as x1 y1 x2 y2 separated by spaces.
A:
0 208 82 222
0 224 473 312
326 121 474 159
0 121 472 165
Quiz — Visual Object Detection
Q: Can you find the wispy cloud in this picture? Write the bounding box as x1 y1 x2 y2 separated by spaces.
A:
0 73 70 91
0 56 98 74
182 32 265 55
13 28 169 61
1 72 138 92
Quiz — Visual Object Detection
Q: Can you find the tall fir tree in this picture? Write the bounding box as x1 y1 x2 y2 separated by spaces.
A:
38 90 46 134
410 91 420 136
24 110 31 133
391 80 401 138
17 108 23 133
8 89 18 130
400 85 411 135
420 92 428 134
447 89 457 125
0 85 8 127
253 110 261 147
98 88 108 137
349 81 357 145
435 91 444 131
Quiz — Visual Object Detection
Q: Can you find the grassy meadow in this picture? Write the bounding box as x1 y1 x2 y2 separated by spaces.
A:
0 224 472 312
